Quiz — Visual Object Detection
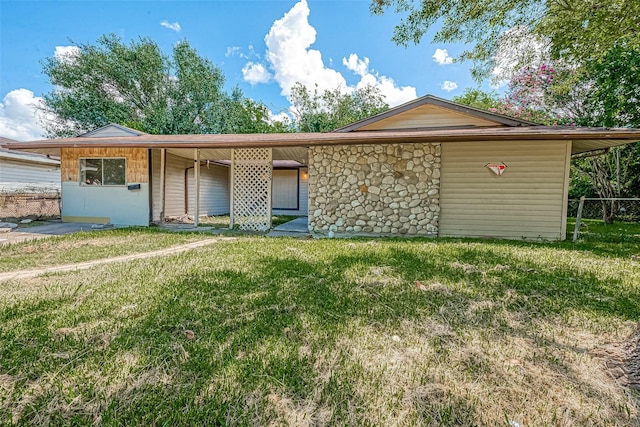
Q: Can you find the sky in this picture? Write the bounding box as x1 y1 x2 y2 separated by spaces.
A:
0 0 494 141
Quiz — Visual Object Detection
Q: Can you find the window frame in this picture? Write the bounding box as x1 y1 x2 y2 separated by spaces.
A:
79 157 127 186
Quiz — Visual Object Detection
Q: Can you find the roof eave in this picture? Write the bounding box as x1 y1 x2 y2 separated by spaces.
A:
4 128 639 152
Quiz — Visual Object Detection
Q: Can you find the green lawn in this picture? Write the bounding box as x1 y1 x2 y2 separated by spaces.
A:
0 228 211 273
0 225 639 425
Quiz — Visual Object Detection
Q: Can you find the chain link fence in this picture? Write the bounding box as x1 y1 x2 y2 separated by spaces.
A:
569 198 640 241
0 186 61 221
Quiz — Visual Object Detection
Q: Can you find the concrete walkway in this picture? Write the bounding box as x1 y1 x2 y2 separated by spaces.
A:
0 222 98 245
0 238 230 282
268 216 310 237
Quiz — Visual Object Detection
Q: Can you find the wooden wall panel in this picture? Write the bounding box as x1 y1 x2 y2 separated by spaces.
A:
61 147 148 183
439 140 571 240
359 104 500 131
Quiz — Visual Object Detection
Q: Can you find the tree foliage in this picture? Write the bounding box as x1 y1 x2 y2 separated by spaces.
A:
454 46 640 221
452 89 502 111
289 83 389 132
573 43 640 216
42 34 285 137
371 0 640 79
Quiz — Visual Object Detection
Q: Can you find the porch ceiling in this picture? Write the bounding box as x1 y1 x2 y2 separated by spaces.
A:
165 147 308 163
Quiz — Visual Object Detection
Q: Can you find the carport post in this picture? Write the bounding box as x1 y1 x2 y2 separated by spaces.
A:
159 148 166 223
194 149 200 227
229 149 235 229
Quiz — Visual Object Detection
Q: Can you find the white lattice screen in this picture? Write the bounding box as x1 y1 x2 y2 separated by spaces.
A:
231 148 273 231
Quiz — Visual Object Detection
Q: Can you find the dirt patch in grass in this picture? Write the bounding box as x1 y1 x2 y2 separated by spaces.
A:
0 228 211 273
593 321 640 391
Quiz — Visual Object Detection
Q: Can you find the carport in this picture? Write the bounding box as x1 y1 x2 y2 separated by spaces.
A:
154 146 308 230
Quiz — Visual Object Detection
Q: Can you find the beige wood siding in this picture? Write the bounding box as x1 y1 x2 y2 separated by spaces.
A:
151 150 229 220
151 150 191 219
151 150 161 221
439 140 571 240
358 104 501 131
272 169 299 210
163 152 192 217
187 164 230 216
272 167 309 216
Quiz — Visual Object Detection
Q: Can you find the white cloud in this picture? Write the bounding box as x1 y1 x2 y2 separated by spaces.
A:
349 55 416 107
268 110 291 124
54 46 80 63
160 20 181 32
263 0 416 107
242 62 272 85
440 81 458 92
264 0 346 97
432 48 453 65
342 54 370 77
0 89 47 141
225 46 241 57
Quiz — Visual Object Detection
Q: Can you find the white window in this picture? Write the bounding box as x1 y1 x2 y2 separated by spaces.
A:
80 158 126 186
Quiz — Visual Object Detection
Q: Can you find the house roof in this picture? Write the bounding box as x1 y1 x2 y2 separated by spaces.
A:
3 96 639 157
332 94 538 132
0 136 60 166
4 126 640 156
0 136 19 145
80 123 146 137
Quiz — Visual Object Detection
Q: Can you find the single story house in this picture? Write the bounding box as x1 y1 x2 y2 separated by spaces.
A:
6 95 640 240
0 137 60 192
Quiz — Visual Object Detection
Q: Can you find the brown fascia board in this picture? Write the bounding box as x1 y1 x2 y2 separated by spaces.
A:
4 127 640 151
332 94 538 132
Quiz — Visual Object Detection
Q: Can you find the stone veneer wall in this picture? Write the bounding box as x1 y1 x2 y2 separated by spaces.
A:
308 143 441 236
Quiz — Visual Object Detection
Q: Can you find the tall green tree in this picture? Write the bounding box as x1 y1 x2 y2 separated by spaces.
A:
371 0 640 79
454 47 640 222
452 89 501 111
42 34 285 136
289 83 388 132
572 43 640 220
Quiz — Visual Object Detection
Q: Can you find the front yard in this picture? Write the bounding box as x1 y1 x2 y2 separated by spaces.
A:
0 224 639 425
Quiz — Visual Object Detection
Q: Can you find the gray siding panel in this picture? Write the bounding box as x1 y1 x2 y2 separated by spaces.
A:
0 159 60 189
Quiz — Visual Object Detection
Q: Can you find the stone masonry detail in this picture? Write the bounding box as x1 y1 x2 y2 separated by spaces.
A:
308 143 441 236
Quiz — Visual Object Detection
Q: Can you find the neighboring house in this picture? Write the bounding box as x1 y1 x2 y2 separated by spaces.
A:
6 95 640 240
0 136 60 192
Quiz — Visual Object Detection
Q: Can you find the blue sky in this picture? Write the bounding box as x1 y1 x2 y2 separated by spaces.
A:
0 0 493 140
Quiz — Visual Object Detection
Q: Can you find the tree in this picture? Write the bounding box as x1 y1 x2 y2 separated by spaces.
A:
371 0 640 79
289 83 389 132
42 34 285 136
452 89 501 111
569 43 640 222
454 49 640 223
